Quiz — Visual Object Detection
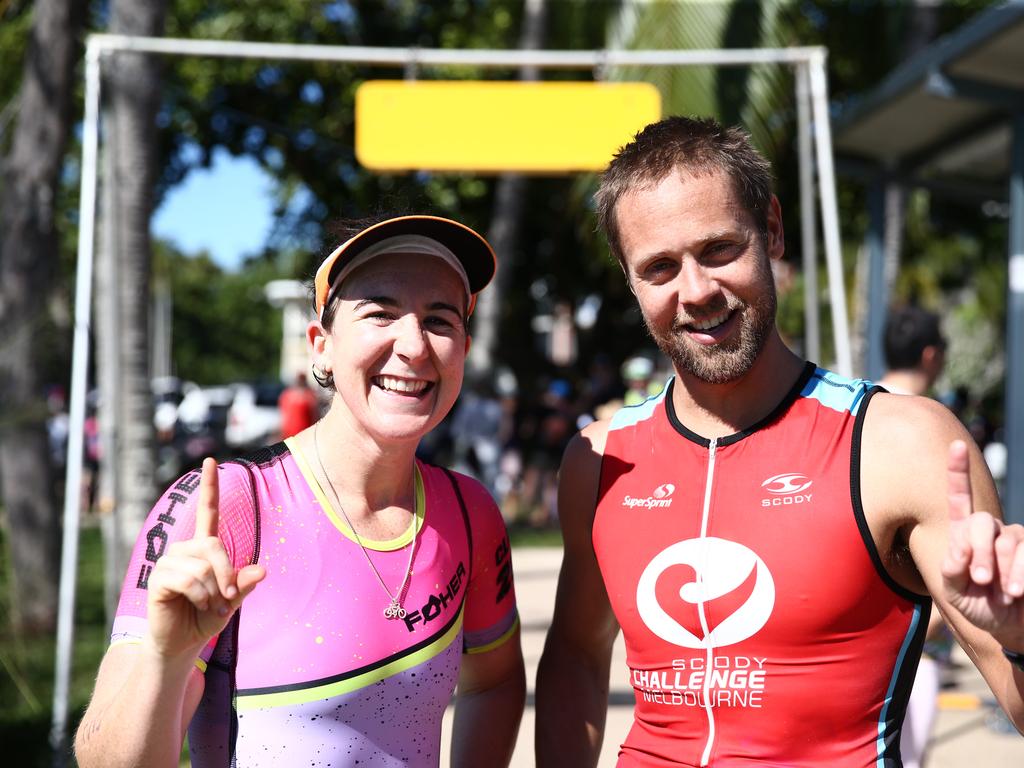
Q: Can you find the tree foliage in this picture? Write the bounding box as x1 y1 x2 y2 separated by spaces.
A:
154 242 286 384
0 0 1012 422
148 0 634 386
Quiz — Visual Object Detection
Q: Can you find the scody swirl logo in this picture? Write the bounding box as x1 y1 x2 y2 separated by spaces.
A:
760 473 813 508
761 473 812 494
636 538 775 649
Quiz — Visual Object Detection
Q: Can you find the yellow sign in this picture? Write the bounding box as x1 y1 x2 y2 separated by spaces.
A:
355 81 661 173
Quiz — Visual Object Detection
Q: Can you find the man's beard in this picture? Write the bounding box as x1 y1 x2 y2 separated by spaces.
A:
643 283 777 385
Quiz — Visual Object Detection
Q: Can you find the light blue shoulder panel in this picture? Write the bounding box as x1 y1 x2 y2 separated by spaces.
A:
800 367 874 415
608 378 672 432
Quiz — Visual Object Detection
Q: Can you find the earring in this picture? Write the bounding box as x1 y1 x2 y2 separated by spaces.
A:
311 364 332 388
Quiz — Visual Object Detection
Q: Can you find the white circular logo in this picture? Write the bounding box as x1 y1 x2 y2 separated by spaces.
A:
636 537 775 649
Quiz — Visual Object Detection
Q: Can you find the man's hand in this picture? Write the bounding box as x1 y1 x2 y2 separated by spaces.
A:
941 440 1024 646
145 458 265 660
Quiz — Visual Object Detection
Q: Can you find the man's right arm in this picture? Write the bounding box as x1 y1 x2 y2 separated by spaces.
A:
536 422 620 767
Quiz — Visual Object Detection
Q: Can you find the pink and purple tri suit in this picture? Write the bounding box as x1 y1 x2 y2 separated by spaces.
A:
111 438 519 767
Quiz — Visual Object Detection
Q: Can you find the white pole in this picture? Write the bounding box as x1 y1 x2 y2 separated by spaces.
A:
796 61 820 364
808 49 853 377
85 33 822 68
50 40 102 766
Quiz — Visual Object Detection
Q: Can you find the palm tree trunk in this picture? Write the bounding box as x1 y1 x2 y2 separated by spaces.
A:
102 0 168 612
0 0 86 633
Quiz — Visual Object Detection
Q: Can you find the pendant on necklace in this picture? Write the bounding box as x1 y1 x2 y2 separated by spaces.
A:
384 599 407 620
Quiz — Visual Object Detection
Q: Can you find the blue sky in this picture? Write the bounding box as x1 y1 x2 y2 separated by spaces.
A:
151 148 276 271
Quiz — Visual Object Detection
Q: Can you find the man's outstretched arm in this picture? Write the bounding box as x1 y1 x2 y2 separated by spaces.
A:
864 395 1024 732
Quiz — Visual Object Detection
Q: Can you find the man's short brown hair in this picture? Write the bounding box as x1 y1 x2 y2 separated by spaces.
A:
596 116 775 269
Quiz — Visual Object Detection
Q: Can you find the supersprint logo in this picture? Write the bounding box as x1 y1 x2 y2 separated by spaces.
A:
623 483 675 509
760 473 813 508
636 537 775 649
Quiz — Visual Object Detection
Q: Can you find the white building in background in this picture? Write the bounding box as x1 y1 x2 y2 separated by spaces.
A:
265 279 312 383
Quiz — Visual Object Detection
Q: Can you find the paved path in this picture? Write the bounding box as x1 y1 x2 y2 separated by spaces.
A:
443 546 1024 766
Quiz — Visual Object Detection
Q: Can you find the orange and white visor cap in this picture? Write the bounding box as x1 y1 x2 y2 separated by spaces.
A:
313 215 496 321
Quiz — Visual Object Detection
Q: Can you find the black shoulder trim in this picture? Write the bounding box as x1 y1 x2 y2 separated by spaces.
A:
440 467 474 653
230 441 289 468
850 385 931 604
234 462 262 568
440 467 473 571
664 378 710 446
221 451 274 568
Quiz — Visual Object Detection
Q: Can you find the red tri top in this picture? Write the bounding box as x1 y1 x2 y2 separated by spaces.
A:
593 364 928 767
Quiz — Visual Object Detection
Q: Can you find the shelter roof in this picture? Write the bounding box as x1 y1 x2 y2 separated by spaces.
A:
833 2 1024 200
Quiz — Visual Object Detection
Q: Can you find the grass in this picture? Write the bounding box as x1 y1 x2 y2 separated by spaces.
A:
0 523 107 767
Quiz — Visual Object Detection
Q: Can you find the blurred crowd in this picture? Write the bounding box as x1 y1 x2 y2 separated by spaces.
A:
43 345 1008 531
419 352 673 528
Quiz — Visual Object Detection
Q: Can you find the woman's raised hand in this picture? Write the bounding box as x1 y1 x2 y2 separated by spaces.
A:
145 458 266 660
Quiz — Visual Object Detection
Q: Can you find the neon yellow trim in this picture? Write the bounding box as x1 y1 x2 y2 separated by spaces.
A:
108 638 208 673
236 606 464 710
286 437 425 551
466 615 520 655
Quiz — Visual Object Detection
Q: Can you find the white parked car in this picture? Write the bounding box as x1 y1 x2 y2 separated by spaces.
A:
224 381 285 450
151 376 196 435
177 385 237 434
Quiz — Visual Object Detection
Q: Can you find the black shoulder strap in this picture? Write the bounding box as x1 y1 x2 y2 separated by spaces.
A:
441 468 474 654
226 458 262 566
440 467 473 577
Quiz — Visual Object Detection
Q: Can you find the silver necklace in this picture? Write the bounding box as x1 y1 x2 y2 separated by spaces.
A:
313 422 419 620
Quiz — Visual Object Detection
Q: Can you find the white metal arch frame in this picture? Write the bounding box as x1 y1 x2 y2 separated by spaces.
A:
52 33 850 758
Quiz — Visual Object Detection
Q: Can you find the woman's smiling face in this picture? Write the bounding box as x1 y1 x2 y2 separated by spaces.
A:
319 251 470 444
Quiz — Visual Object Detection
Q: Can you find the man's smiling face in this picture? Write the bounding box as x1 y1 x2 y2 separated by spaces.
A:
616 168 783 385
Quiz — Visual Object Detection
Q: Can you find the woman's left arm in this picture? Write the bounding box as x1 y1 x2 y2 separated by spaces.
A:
451 626 526 767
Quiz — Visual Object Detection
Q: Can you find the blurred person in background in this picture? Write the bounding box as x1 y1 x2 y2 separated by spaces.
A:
519 378 576 527
277 370 320 439
621 354 657 407
577 354 625 423
76 214 525 768
877 305 953 768
45 385 69 473
449 372 505 497
877 305 946 398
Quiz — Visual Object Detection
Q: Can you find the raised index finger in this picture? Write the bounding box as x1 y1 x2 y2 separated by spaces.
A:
195 457 220 539
947 440 973 522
